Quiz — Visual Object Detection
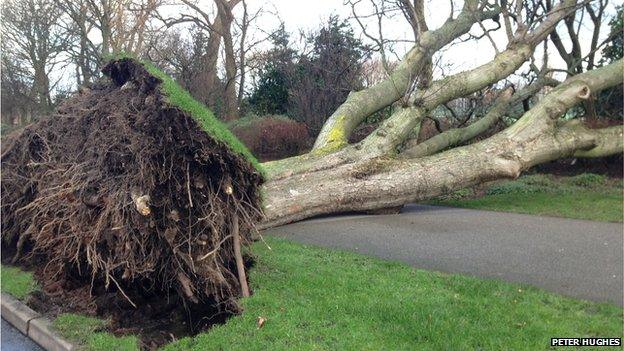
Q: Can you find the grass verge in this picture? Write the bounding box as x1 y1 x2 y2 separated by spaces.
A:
1 265 38 300
429 173 623 222
163 238 623 351
0 264 139 350
2 238 622 350
53 314 139 351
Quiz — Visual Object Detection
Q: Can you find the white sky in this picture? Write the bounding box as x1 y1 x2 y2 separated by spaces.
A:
255 0 619 81
52 0 620 92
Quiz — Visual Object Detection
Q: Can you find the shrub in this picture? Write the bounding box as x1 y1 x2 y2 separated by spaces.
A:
485 182 546 195
568 173 607 187
519 174 556 187
446 188 474 199
230 115 311 161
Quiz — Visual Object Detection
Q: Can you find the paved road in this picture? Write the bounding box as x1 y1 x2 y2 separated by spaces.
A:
265 205 623 306
1 318 43 351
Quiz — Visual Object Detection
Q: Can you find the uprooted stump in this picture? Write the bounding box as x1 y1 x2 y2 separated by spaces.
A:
1 58 264 316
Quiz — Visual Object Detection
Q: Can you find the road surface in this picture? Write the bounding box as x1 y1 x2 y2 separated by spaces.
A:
265 205 623 306
1 318 43 351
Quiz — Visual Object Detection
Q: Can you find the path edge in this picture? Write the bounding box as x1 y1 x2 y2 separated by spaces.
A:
1 292 76 351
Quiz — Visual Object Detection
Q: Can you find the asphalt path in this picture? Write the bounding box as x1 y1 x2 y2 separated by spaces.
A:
265 205 623 306
1 318 43 351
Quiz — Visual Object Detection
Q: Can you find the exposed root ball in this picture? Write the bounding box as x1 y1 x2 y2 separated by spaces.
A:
1 58 263 309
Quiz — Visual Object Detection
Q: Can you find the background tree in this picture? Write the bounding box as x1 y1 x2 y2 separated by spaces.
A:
1 0 68 116
248 17 368 135
54 0 162 85
1 50 36 130
602 5 623 63
247 25 295 115
158 0 271 120
594 4 623 120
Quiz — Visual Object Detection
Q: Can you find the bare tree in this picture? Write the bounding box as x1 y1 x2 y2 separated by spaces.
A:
157 0 243 119
347 0 432 87
54 0 162 85
2 0 68 113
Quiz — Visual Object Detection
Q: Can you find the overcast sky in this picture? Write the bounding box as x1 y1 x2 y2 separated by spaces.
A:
54 0 619 92
250 0 618 81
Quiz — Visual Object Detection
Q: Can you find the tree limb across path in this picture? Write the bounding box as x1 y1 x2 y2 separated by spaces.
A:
259 0 623 228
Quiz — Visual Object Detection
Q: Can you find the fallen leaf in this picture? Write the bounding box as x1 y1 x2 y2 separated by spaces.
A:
257 316 267 329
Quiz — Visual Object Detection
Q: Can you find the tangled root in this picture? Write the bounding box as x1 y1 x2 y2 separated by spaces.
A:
1 58 263 310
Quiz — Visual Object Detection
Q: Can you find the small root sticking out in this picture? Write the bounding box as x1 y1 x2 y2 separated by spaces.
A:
232 215 250 298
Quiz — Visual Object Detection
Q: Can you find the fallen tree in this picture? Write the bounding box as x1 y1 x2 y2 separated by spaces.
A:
1 0 622 325
1 58 263 312
259 0 624 227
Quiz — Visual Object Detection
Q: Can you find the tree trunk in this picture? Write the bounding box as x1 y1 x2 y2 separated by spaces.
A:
217 0 241 121
260 59 624 228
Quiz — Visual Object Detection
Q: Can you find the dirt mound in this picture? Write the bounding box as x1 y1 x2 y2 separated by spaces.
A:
1 58 263 319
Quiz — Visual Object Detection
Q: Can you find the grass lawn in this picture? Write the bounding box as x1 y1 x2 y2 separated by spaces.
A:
163 238 622 351
429 173 623 222
1 265 38 300
2 238 623 350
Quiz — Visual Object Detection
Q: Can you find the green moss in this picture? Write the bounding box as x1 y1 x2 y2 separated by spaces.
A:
53 313 139 351
311 142 347 157
313 115 349 155
107 54 262 174
1 265 38 300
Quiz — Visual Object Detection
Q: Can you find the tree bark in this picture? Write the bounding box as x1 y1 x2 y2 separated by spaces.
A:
260 59 624 228
312 0 500 152
219 2 240 120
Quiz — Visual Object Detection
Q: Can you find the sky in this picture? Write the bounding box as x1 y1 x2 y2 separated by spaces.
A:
52 0 620 93
251 0 618 81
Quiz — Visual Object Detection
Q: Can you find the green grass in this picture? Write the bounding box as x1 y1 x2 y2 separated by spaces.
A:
430 174 623 222
0 265 138 350
1 265 38 300
53 314 139 351
161 238 623 351
2 240 622 350
107 54 262 173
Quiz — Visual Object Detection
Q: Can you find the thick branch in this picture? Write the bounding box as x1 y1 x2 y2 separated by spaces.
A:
261 59 623 228
503 59 623 143
312 0 500 152
402 78 556 158
573 125 624 158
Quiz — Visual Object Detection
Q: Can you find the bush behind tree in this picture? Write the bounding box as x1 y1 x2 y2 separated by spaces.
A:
230 115 311 161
